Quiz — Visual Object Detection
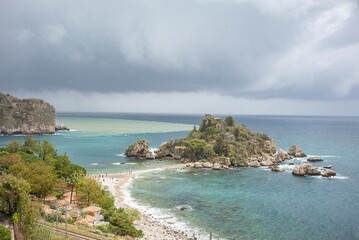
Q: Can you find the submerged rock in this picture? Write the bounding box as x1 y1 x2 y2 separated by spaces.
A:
271 167 285 172
288 145 307 158
179 205 190 211
307 157 323 162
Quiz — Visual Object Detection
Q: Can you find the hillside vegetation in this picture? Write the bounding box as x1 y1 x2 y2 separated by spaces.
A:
0 92 56 135
0 137 142 239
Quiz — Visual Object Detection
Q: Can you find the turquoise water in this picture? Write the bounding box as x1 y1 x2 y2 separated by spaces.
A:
1 114 358 239
0 116 193 173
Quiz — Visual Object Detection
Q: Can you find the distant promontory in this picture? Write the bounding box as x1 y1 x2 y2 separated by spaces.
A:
0 92 56 135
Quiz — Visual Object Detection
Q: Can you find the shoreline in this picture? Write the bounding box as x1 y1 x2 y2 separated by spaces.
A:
99 164 208 240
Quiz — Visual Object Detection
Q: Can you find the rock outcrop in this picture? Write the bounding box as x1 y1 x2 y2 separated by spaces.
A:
288 145 307 158
292 163 314 176
321 169 336 177
0 92 56 135
194 162 204 168
274 149 291 162
292 166 307 176
156 142 185 160
124 140 153 159
292 162 334 177
248 161 260 167
306 168 321 176
193 161 229 170
202 162 213 168
260 159 273 166
55 124 70 131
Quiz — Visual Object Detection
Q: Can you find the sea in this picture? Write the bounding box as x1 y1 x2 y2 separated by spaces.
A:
1 113 358 240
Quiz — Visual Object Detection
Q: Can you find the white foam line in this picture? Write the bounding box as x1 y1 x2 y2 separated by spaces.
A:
111 162 124 165
306 155 338 158
115 153 126 157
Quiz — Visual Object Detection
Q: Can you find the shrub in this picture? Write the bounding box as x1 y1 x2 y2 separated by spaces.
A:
102 208 143 237
0 225 12 240
224 116 235 127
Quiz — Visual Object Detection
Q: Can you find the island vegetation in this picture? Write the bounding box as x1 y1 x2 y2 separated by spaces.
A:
126 114 286 169
0 137 143 239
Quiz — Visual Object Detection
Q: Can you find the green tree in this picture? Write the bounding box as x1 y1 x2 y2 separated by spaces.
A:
77 177 101 206
183 139 214 160
36 140 56 162
7 159 27 178
53 154 71 179
6 140 22 153
0 174 30 215
0 153 23 170
65 166 85 203
23 136 39 154
99 189 115 210
102 208 143 237
225 116 235 127
26 162 56 202
0 174 39 238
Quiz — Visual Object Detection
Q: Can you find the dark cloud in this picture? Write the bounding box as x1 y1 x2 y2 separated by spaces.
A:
1 0 358 101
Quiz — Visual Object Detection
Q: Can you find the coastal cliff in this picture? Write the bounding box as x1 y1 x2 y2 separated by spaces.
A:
0 92 56 135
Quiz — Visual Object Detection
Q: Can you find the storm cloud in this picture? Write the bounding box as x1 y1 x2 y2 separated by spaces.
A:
1 0 359 114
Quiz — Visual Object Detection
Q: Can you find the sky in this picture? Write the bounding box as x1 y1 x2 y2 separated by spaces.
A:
1 0 359 116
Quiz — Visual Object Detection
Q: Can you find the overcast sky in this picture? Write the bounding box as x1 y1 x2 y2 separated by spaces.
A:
1 0 359 115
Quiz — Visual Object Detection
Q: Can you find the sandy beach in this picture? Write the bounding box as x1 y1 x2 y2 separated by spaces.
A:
99 163 206 240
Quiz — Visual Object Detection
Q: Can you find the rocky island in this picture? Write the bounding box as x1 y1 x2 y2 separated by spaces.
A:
0 92 56 135
125 114 337 177
126 114 288 169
